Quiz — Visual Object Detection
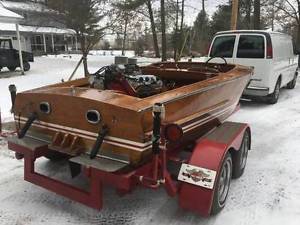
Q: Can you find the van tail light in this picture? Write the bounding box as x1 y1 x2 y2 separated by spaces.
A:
164 124 183 143
267 42 273 59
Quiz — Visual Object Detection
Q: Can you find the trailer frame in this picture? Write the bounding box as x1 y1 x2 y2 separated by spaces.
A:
7 120 250 217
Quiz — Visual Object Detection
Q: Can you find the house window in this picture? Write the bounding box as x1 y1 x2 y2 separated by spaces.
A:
0 39 11 49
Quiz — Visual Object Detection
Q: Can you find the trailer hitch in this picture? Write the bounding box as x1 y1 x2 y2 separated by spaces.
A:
18 112 37 139
90 125 109 159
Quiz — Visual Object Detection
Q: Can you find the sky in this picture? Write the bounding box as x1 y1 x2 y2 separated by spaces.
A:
185 0 228 25
104 0 227 42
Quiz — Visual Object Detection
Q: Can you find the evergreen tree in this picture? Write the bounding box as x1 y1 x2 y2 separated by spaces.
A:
193 10 210 55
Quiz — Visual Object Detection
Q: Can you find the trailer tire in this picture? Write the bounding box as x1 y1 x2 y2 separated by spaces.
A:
232 130 250 179
211 152 232 215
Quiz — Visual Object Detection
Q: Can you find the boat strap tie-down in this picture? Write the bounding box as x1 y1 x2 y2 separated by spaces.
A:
90 125 109 159
18 112 38 139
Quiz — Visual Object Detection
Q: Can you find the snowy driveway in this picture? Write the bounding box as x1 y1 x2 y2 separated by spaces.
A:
0 56 300 225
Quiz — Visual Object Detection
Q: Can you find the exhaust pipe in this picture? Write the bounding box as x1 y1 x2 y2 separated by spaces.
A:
90 125 109 159
18 112 37 139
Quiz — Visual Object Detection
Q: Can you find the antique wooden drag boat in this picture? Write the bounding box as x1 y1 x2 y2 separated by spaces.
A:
11 60 251 165
7 58 253 216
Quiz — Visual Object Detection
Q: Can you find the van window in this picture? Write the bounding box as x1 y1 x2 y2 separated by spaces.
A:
237 35 265 58
210 36 236 58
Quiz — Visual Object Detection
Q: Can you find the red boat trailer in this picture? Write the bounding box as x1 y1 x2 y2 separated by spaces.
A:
7 119 250 217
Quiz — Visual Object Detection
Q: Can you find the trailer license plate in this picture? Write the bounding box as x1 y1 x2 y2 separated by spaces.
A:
178 163 217 189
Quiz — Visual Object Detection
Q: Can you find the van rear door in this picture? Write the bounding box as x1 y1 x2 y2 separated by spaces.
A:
208 35 237 64
234 34 271 88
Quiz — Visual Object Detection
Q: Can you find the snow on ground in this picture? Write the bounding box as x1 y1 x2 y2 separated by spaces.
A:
0 56 300 225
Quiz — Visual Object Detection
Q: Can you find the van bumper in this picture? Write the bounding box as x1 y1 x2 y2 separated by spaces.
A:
243 86 270 97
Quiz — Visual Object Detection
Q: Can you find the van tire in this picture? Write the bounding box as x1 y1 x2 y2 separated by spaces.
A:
267 79 281 104
287 73 297 89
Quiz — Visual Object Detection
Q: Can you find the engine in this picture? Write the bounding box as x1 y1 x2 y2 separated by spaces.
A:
89 62 164 98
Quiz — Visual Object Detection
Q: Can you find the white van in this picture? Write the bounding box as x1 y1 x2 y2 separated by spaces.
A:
207 30 299 104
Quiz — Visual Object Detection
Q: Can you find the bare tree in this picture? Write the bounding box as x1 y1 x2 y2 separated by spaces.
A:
146 0 160 58
161 0 167 61
274 0 300 48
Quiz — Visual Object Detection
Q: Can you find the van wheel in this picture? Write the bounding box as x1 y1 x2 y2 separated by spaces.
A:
211 152 232 215
7 66 16 72
23 62 30 72
232 130 250 179
287 73 297 89
267 79 281 104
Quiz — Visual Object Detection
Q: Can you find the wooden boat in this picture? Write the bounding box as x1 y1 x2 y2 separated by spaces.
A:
11 61 252 165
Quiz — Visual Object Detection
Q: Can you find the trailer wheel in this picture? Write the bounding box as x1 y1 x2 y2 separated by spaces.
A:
232 130 250 179
211 152 232 215
7 66 16 72
287 73 297 89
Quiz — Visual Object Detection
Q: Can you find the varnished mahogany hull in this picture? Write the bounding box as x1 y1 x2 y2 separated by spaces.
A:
13 62 252 165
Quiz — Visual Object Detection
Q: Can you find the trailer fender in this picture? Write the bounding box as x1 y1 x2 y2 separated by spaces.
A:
178 122 250 216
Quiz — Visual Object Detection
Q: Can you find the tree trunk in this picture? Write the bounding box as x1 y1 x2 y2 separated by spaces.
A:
180 0 184 32
271 4 275 31
298 4 300 50
202 0 205 12
297 24 300 50
79 34 89 77
253 0 260 30
160 0 167 61
147 0 160 58
245 0 251 29
177 0 185 61
122 14 128 56
173 0 179 60
82 52 89 77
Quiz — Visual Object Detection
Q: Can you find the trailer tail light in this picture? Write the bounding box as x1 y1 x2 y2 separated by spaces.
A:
267 42 273 59
164 124 183 143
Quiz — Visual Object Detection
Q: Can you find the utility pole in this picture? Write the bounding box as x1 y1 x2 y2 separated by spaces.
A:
231 0 239 30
